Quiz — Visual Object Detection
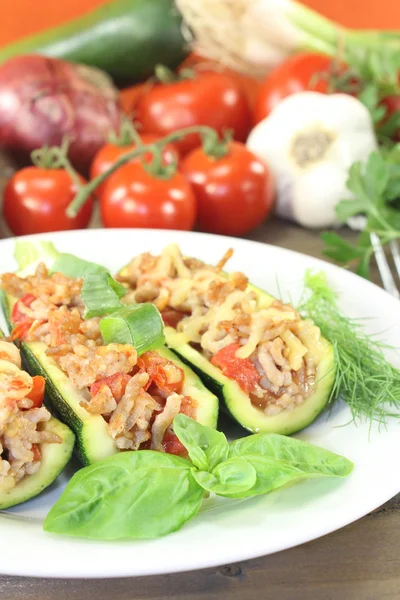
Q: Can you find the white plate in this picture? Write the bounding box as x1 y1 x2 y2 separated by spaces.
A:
0 229 399 579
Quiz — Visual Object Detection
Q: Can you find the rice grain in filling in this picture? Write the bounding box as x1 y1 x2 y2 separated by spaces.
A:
1 266 197 455
0 341 61 491
119 244 322 415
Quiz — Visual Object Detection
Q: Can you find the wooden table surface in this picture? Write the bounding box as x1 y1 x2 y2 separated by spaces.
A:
0 154 399 600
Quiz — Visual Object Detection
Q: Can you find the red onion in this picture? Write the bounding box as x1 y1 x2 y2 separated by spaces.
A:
0 55 123 173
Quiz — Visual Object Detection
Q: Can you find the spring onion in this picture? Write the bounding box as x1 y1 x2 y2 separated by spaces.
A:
100 305 165 355
176 0 399 79
50 253 107 279
80 272 127 319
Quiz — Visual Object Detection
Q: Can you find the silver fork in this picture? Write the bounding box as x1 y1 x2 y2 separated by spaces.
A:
348 216 400 299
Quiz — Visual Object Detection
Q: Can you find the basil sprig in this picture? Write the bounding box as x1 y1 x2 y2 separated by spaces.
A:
44 416 353 540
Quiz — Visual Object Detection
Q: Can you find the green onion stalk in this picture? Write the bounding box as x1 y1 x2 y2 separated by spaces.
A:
175 0 400 79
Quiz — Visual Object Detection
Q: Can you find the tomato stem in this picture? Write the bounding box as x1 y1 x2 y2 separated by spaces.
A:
30 137 83 191
155 64 196 84
202 129 233 159
108 118 143 147
141 145 178 180
66 125 218 218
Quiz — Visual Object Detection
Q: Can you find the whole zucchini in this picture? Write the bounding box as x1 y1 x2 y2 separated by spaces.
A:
0 0 189 86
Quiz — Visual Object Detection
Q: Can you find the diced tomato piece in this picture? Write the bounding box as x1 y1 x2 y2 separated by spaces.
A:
180 396 197 419
10 321 33 341
11 294 36 324
31 444 41 461
162 431 187 456
211 343 260 393
161 309 187 328
90 373 131 402
140 351 184 394
27 376 46 408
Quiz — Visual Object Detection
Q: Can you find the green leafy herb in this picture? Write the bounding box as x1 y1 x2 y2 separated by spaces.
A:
44 416 353 540
322 146 400 279
100 304 165 354
192 457 257 496
44 451 204 540
173 413 229 471
299 270 400 424
176 416 353 499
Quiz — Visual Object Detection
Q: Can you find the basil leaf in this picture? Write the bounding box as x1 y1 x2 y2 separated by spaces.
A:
192 457 257 496
173 414 229 471
229 433 354 478
44 451 204 540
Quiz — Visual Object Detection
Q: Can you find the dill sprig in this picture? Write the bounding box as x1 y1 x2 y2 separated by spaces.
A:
298 271 400 425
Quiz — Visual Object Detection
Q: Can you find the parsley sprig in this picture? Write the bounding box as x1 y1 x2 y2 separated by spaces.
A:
322 145 400 279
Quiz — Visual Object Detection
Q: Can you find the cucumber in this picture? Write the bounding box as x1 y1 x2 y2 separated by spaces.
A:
1 293 218 466
0 329 75 509
163 284 336 436
0 0 188 86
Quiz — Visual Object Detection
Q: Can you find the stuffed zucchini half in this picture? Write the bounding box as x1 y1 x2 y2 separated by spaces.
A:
117 244 336 435
0 266 218 466
0 331 74 509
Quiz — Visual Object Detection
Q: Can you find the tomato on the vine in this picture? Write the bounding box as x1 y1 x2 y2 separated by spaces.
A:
90 133 179 196
180 141 274 236
100 163 196 230
254 53 346 124
134 71 252 156
3 167 93 236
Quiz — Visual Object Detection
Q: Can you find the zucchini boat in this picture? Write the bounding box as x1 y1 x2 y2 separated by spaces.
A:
1 288 218 466
0 331 74 509
118 244 336 435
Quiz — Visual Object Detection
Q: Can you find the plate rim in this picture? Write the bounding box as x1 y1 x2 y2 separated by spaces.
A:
0 228 399 579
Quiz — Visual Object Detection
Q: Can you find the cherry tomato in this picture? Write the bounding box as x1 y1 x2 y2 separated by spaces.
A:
27 376 46 408
3 168 94 236
211 343 260 393
380 94 400 141
100 163 196 230
180 142 274 236
254 53 345 124
134 72 252 155
90 133 179 197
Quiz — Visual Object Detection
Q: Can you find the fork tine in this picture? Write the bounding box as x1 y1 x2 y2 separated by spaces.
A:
389 241 400 280
370 233 400 299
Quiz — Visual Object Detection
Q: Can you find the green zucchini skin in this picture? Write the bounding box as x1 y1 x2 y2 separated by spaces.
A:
0 417 75 510
0 328 75 509
1 292 218 466
164 285 336 436
0 0 188 86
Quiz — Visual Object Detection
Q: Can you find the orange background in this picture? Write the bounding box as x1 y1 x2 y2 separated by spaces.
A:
0 0 398 48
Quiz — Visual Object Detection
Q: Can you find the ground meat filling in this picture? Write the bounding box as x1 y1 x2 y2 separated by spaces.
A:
1 266 197 455
0 341 61 491
119 245 321 416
